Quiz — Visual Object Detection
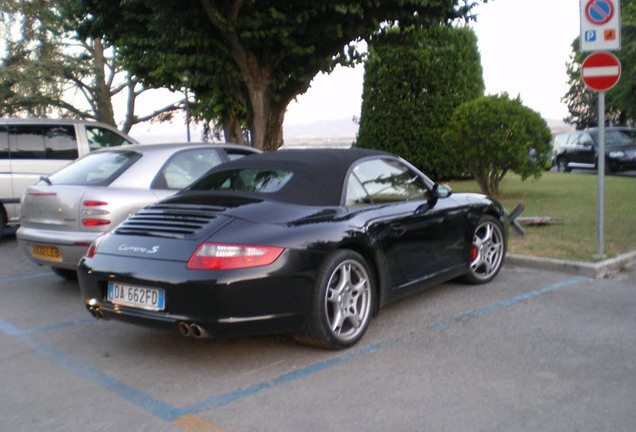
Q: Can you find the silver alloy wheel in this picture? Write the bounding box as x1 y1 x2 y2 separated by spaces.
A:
324 259 372 342
557 159 568 172
470 219 504 282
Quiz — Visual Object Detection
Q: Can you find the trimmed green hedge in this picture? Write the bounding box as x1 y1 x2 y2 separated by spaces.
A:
356 26 484 180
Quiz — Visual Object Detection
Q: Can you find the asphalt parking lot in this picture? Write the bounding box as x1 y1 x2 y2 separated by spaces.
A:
1 232 635 432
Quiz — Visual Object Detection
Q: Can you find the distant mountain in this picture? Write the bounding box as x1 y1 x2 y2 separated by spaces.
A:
284 117 358 142
546 118 573 134
133 116 571 145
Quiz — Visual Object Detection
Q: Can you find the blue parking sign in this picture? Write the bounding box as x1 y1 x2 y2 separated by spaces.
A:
580 0 621 52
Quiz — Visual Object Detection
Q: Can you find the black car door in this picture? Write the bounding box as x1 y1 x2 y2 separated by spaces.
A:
347 157 466 292
574 132 597 166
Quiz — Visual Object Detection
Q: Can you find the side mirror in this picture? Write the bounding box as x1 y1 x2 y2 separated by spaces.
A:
416 184 452 214
433 183 452 198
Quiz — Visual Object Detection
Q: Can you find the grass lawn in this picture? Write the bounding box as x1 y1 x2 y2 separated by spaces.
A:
448 172 636 262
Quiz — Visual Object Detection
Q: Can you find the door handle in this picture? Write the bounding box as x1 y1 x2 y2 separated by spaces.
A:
390 222 407 237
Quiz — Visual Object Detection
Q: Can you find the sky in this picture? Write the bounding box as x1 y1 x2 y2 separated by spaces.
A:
131 0 582 141
283 0 581 126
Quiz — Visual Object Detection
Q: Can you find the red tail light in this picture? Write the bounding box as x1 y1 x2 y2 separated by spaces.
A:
82 219 111 227
81 200 110 226
85 236 104 259
187 243 284 270
83 200 108 207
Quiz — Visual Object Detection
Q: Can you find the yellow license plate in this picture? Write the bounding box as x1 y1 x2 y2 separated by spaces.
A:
31 244 62 261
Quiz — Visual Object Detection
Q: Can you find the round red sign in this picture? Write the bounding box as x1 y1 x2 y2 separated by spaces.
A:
581 51 621 92
585 0 615 25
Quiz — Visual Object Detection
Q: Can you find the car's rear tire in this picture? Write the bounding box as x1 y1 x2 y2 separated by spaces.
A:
463 215 505 284
557 158 570 172
52 267 78 281
295 250 374 349
0 210 5 238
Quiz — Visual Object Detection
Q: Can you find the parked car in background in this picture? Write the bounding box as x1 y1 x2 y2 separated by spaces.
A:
552 127 636 173
17 142 260 279
78 149 508 349
0 118 137 237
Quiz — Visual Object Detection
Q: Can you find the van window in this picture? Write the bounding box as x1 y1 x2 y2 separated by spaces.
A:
86 126 133 151
0 126 8 158
45 126 78 159
10 125 46 159
9 125 78 159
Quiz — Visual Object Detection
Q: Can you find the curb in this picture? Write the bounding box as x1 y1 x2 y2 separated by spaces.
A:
506 250 636 279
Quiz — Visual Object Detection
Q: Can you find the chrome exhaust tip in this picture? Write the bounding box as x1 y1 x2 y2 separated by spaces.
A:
177 322 208 339
87 305 104 320
189 323 206 339
177 321 191 337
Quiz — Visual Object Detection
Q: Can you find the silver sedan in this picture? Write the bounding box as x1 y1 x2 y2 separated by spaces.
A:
17 142 259 279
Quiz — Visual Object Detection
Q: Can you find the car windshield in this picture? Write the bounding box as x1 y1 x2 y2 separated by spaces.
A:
48 150 141 186
188 168 293 194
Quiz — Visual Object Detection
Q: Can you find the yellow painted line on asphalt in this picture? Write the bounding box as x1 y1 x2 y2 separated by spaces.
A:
172 413 230 432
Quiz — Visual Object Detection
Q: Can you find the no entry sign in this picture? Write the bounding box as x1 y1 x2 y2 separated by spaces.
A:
581 51 621 91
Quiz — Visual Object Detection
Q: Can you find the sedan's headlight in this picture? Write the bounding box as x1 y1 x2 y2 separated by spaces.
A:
608 150 626 158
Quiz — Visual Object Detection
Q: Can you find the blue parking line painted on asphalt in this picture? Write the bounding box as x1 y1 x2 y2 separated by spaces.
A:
428 276 590 331
1 316 179 421
0 247 20 254
2 275 591 424
272 343 384 386
178 343 387 417
0 317 93 337
21 335 179 422
0 317 24 337
22 317 95 336
0 272 53 284
177 276 591 414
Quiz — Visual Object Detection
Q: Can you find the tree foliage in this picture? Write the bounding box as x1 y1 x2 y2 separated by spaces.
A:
0 0 182 133
443 94 552 198
563 0 636 128
356 25 484 179
70 0 480 150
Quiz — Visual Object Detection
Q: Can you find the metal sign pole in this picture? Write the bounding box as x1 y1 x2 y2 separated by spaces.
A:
596 91 605 259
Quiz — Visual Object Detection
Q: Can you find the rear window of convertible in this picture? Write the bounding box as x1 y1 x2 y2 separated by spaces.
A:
189 168 293 194
48 150 140 186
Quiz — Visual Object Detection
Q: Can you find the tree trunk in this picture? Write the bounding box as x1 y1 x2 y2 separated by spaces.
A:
222 114 245 144
243 69 286 151
199 0 290 151
92 38 116 126
121 79 137 135
225 38 285 150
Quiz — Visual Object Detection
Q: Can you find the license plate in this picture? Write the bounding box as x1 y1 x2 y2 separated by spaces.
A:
31 244 62 262
107 282 165 311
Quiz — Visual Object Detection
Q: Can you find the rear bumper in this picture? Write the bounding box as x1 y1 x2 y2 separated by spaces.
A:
78 250 319 337
17 226 103 269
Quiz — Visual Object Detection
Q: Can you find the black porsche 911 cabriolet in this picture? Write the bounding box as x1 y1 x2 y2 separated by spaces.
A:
78 149 508 349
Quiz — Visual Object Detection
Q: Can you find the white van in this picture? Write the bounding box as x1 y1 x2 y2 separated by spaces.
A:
0 118 137 236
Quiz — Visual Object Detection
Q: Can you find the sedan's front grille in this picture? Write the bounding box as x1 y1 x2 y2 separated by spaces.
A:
115 203 225 238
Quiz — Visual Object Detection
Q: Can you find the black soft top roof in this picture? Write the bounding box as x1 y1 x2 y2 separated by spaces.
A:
191 148 390 206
